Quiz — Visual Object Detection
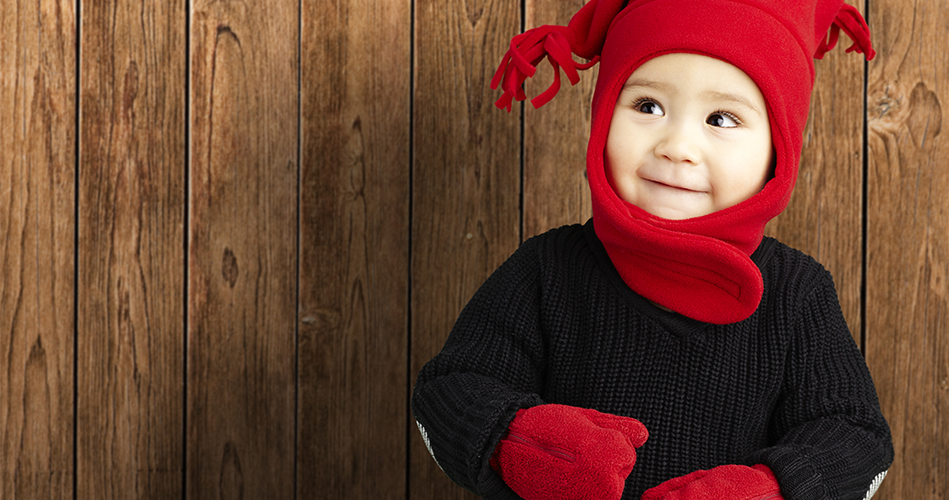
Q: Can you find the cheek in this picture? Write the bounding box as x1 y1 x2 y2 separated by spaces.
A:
605 118 644 173
603 141 629 197
604 123 644 203
605 117 623 158
718 149 774 204
604 125 627 178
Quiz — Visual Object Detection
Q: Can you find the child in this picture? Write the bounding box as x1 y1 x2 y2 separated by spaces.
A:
412 0 894 498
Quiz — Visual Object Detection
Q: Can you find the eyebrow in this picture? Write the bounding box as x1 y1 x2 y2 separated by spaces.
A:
700 91 765 117
621 79 675 94
620 79 765 117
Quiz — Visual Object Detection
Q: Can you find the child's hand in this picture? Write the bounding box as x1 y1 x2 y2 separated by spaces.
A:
490 404 648 500
641 464 784 500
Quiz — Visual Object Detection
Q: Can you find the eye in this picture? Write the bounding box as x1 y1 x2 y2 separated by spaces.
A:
707 111 740 128
633 98 664 116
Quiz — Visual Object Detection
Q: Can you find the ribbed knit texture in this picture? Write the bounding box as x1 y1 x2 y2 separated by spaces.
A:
412 221 893 500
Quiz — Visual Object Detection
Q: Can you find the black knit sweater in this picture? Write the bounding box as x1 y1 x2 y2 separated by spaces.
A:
412 221 893 500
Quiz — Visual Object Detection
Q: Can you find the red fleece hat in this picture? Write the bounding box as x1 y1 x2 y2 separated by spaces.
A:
493 0 874 323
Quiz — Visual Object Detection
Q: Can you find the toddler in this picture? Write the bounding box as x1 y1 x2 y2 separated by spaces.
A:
412 0 894 498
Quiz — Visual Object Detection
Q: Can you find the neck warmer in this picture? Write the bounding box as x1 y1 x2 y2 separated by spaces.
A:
493 0 874 323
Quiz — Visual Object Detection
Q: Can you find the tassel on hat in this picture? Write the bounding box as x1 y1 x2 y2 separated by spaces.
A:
491 25 599 111
491 0 627 110
816 3 876 59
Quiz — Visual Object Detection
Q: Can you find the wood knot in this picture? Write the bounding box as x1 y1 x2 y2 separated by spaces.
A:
123 61 139 113
222 248 239 288
873 90 898 119
466 0 484 26
219 441 244 500
27 337 46 366
306 309 341 330
906 82 942 148
348 116 366 196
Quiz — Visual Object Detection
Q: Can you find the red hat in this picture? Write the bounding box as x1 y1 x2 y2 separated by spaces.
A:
493 0 874 324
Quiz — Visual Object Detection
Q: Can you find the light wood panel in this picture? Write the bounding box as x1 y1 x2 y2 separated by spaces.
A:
0 1 76 498
77 1 185 498
188 1 298 498
523 0 595 239
410 0 522 498
764 0 867 340
298 0 411 497
866 0 949 497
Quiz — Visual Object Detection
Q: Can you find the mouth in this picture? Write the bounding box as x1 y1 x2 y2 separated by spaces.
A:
643 177 707 194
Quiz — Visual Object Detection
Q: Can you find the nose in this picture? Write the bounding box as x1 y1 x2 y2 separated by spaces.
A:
654 119 701 164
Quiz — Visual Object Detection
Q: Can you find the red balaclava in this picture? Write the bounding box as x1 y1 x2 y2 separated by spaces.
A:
493 0 874 324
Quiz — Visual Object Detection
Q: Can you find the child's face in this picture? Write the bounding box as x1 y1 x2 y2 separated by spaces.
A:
605 53 774 220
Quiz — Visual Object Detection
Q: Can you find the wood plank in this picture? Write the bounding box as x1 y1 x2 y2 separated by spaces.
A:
865 0 949 497
76 1 185 498
297 0 410 497
188 2 298 498
765 0 867 340
410 0 522 498
0 1 76 498
523 0 595 239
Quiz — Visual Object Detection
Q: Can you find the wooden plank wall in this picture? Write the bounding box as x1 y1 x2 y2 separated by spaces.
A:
2 0 76 497
77 0 184 497
0 0 945 499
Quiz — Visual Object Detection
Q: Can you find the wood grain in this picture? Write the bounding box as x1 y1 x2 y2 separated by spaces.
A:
77 1 185 498
189 1 298 498
0 1 76 498
410 0 522 498
523 0 595 239
865 0 949 497
298 0 410 497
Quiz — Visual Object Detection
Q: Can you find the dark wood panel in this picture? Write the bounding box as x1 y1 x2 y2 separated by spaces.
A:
77 1 186 498
866 0 949 497
188 1 298 498
523 0 595 239
410 0 522 497
298 0 411 497
0 1 76 498
764 0 866 340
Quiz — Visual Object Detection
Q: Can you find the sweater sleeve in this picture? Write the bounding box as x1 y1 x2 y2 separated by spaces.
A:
747 270 894 500
412 237 548 499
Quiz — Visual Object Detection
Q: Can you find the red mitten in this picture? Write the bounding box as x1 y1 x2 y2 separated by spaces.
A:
641 464 784 500
490 404 649 500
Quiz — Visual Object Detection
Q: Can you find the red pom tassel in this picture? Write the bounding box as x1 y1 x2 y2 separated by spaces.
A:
815 3 876 60
491 25 599 112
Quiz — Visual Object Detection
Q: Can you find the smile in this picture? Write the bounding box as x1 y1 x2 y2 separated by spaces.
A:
643 177 708 194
